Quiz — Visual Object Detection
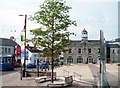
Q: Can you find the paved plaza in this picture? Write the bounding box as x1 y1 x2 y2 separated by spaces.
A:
0 63 119 87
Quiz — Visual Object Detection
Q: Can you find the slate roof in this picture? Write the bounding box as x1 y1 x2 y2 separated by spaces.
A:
115 38 120 42
88 40 100 42
82 28 88 33
106 44 120 48
0 38 17 46
72 40 100 43
26 46 42 53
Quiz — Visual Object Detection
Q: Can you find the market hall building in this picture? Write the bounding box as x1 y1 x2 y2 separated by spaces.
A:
63 29 120 64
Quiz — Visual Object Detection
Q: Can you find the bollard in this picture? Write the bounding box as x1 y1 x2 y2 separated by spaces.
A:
37 59 39 77
20 67 22 80
20 63 22 80
20 72 22 80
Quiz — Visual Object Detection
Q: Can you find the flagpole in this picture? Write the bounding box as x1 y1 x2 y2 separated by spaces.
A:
23 14 27 77
19 14 27 77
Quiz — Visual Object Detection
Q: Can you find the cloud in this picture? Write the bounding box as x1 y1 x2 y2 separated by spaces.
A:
66 1 118 40
0 0 119 44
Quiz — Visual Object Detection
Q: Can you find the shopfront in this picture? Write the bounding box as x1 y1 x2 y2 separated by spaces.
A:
0 54 15 65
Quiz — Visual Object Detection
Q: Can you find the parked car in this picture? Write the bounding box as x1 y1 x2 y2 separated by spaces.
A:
0 63 14 71
26 63 36 68
39 62 49 71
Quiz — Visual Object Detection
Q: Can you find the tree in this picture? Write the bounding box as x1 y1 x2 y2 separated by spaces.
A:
29 0 77 83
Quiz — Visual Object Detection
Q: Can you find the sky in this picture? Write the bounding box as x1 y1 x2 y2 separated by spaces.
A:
0 0 119 45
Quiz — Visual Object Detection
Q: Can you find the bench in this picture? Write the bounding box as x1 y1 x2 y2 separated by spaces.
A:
47 76 73 88
35 72 56 83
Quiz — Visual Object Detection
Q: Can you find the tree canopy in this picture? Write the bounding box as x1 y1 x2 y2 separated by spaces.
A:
29 0 77 58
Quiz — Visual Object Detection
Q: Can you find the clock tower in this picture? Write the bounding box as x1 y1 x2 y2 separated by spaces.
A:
81 28 88 41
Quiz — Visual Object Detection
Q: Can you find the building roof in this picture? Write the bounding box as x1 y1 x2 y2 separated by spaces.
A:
88 40 100 42
26 46 42 53
71 40 81 42
72 40 100 43
106 44 120 48
115 38 120 42
0 38 17 46
82 28 88 33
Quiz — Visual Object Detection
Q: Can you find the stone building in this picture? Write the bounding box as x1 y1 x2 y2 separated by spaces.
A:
63 29 120 64
64 29 101 64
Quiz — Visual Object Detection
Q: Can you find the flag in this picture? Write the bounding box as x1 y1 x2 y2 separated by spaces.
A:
21 15 27 42
21 34 24 42
21 30 24 42
22 27 25 32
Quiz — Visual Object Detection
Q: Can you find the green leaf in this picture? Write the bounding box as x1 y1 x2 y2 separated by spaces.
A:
28 0 77 58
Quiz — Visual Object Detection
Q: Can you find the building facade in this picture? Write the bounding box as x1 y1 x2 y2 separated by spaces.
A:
0 38 17 65
15 44 21 65
63 29 120 64
21 45 41 65
106 44 120 63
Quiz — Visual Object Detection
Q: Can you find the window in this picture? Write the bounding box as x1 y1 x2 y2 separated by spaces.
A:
83 32 87 34
88 56 93 63
118 50 120 54
77 56 83 63
113 50 115 54
8 48 11 53
0 58 2 63
69 49 71 53
2 47 4 53
5 48 7 53
88 48 91 53
78 48 81 53
34 54 36 57
67 56 73 63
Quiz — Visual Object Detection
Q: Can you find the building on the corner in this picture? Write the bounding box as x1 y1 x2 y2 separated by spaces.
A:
63 29 120 64
0 38 17 65
106 43 120 63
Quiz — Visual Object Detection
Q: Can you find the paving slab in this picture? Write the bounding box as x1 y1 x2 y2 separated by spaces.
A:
1 63 118 87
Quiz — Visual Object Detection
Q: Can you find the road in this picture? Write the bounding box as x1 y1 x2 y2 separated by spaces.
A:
0 67 21 76
0 67 41 76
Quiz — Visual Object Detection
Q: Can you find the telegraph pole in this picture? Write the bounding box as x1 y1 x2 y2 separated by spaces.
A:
100 30 109 87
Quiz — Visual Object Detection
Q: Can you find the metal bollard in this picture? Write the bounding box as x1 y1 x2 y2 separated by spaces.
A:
20 68 22 80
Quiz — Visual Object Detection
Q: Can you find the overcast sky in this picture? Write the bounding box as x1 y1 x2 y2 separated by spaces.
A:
0 0 119 45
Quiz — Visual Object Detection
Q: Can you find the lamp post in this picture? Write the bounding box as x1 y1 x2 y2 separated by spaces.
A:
19 14 27 77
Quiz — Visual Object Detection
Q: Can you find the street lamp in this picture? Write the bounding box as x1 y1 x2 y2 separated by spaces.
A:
19 14 27 77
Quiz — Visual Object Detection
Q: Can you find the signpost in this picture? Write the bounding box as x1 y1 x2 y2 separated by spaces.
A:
100 30 109 87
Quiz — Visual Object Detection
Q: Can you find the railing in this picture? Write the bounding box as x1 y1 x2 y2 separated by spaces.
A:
73 72 82 81
63 70 69 77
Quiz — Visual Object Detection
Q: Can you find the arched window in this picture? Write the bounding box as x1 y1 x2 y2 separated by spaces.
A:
77 56 83 63
78 48 81 53
69 49 72 53
67 56 73 63
87 56 93 63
